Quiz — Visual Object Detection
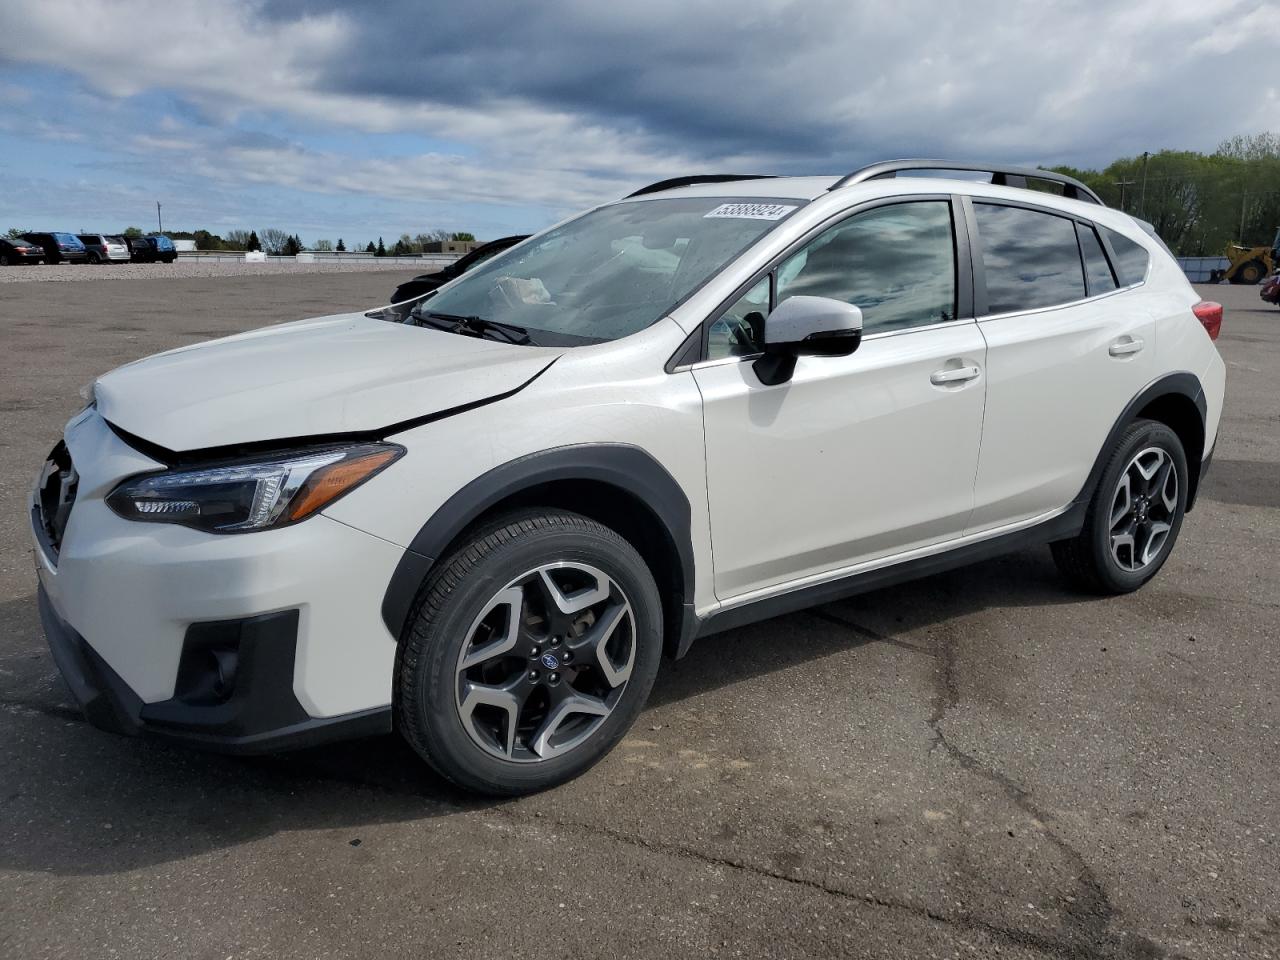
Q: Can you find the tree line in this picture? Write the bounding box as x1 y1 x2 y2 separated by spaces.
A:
178 228 477 255
1050 132 1280 257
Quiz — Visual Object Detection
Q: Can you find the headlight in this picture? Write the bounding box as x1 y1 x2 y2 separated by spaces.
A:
106 443 403 533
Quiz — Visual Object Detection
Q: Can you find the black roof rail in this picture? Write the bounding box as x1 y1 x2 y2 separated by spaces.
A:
625 174 775 198
828 159 1103 206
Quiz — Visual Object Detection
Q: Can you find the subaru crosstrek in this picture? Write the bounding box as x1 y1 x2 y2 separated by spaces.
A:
32 161 1226 795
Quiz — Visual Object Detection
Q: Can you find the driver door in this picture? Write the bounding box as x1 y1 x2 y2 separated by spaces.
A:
692 199 988 601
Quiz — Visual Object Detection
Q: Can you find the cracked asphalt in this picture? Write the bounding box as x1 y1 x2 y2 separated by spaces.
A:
1 272 1276 959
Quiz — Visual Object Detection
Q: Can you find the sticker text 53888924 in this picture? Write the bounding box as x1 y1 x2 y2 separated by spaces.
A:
703 203 798 221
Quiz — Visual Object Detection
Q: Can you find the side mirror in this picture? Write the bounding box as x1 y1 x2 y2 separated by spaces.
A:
753 296 863 385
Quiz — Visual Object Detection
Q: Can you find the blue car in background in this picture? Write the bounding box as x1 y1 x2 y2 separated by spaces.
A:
126 234 177 263
22 232 89 265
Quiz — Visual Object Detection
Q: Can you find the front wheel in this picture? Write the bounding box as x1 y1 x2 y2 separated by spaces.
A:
1051 419 1187 594
396 510 663 795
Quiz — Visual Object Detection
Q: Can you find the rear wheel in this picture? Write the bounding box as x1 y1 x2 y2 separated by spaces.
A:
87 252 101 264
1051 419 1187 594
396 510 662 795
0 254 10 266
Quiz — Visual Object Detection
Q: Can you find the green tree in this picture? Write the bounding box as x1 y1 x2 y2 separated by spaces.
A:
122 226 143 238
375 236 387 257
335 238 346 252
282 234 302 256
451 231 476 242
246 230 261 252
5 227 30 239
365 241 376 253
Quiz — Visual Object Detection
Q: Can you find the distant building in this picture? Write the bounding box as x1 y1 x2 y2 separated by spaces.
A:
421 240 477 254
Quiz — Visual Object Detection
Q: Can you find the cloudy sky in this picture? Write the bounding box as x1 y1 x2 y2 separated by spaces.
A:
1 1 1276 244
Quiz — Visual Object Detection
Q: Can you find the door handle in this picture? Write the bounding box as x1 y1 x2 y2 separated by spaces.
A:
930 365 981 385
1108 336 1145 357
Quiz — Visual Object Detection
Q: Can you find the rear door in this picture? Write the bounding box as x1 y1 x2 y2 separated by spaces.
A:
693 197 988 601
965 199 1156 532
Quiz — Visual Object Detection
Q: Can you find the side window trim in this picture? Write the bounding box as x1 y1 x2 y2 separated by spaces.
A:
1074 220 1118 298
695 194 971 365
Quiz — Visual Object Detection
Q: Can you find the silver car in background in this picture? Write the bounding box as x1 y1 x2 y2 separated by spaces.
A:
76 234 131 264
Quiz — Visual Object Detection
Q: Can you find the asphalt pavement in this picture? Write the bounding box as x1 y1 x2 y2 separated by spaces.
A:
0 271 1276 959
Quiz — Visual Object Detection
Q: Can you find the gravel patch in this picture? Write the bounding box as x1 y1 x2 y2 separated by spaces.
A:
0 258 454 284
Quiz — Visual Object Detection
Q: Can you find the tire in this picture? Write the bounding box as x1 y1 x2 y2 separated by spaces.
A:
87 252 101 264
1051 418 1187 594
1232 260 1265 285
0 254 10 266
162 255 176 263
45 254 58 265
396 509 663 795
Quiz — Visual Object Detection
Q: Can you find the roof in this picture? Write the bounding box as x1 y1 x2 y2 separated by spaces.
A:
623 160 1103 206
623 176 840 202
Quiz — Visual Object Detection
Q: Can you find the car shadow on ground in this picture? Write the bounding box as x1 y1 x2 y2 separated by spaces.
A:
0 546 1084 878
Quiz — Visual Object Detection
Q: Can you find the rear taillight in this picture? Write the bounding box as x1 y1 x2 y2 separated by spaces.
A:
1193 301 1222 341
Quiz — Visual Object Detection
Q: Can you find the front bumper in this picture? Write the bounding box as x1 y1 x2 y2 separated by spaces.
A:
32 408 408 752
38 585 390 753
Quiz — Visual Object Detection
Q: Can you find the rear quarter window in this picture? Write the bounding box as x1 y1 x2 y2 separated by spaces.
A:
1101 227 1151 286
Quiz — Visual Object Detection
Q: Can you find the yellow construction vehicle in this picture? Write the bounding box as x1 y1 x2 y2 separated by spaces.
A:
1216 226 1280 284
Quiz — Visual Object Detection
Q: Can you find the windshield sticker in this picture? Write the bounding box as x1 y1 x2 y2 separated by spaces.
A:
704 203 797 220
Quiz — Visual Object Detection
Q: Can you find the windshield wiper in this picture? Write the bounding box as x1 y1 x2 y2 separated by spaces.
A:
416 311 534 345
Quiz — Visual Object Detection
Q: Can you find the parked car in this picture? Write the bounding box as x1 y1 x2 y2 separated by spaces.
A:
1260 271 1280 307
0 236 46 265
126 235 177 263
32 160 1226 796
22 231 88 264
391 235 530 303
76 234 131 264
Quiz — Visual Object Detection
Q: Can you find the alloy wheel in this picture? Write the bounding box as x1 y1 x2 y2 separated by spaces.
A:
1109 446 1178 572
454 562 635 762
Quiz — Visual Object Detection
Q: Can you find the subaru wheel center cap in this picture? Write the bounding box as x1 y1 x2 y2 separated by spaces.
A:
540 653 561 670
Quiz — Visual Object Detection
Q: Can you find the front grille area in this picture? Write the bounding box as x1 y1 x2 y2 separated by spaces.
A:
36 441 78 558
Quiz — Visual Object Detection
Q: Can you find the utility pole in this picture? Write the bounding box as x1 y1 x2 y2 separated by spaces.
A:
1139 151 1150 217
156 202 163 233
1239 192 1247 243
1114 179 1136 212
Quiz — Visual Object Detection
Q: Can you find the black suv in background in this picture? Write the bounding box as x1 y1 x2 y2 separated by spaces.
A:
390 235 528 302
22 232 89 264
126 235 177 263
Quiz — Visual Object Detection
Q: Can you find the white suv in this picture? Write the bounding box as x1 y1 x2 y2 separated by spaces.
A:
32 161 1226 795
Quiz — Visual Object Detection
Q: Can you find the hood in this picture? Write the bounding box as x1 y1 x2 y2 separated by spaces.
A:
94 312 560 452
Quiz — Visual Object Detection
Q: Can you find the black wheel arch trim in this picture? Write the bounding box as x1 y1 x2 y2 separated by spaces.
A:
380 443 696 653
1073 371 1207 513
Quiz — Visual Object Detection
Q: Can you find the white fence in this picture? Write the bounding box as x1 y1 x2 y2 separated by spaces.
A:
178 250 461 267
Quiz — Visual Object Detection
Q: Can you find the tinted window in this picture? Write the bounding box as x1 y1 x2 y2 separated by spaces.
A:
1077 224 1116 296
775 201 956 333
974 203 1086 314
1101 227 1150 286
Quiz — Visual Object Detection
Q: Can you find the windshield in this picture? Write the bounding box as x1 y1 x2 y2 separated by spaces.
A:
415 197 801 343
